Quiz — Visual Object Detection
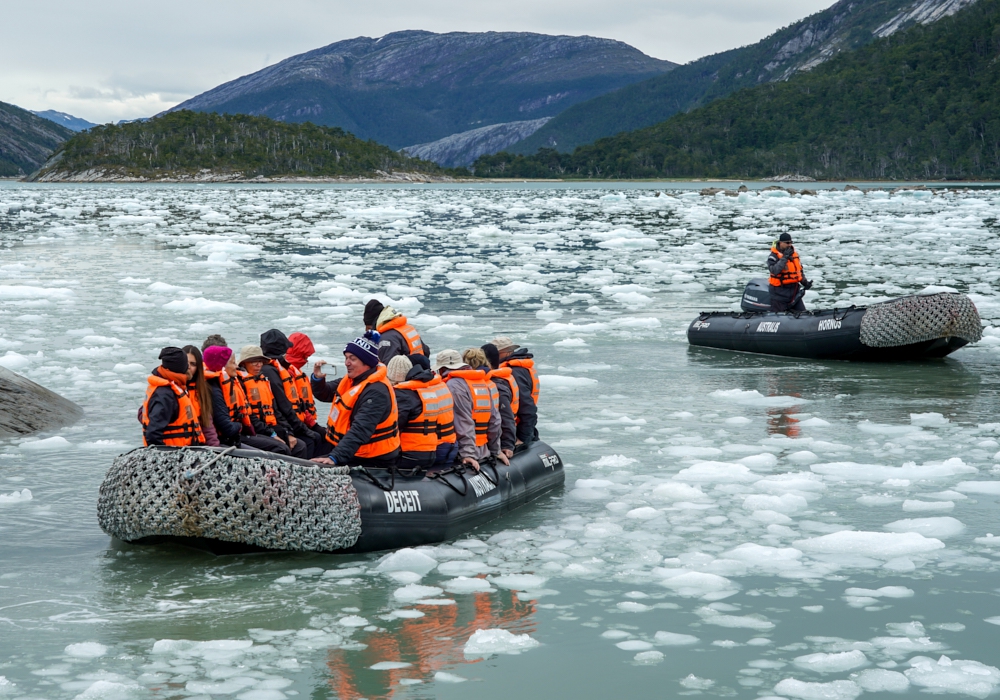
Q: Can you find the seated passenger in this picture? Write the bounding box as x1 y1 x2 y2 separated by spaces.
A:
183 345 220 447
491 336 540 444
141 346 205 447
203 345 249 448
286 332 319 429
238 345 303 457
260 329 324 458
387 355 456 473
476 345 517 459
363 299 430 362
310 332 401 470
434 349 508 471
201 333 228 351
411 353 458 468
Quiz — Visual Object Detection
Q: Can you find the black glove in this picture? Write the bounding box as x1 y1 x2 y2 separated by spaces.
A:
802 279 813 290
782 245 794 257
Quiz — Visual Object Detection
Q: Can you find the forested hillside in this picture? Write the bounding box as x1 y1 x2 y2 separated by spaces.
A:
31 111 440 181
475 0 1000 180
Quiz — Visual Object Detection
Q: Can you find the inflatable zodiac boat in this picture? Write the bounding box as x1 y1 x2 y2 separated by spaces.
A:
97 441 564 554
687 280 982 361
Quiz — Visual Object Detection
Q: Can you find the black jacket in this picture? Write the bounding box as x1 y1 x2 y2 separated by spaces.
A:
143 369 179 446
394 366 437 468
506 349 539 443
489 371 517 452
260 363 313 438
377 328 430 363
206 375 243 446
312 366 396 465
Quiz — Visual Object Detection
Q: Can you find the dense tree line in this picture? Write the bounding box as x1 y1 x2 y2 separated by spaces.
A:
40 111 439 178
475 0 1000 180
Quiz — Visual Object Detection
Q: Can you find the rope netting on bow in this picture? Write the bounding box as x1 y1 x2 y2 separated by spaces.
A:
97 447 362 552
860 293 983 348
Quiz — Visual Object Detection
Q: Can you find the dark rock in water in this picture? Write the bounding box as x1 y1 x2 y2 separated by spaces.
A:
0 366 83 437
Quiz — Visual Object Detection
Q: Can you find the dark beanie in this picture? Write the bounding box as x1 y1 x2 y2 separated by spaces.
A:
408 352 430 371
159 346 188 374
481 343 501 370
260 328 292 359
778 232 793 243
345 330 381 368
363 299 385 327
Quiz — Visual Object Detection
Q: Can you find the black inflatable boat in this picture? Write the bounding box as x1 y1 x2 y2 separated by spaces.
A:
97 441 564 555
687 279 982 361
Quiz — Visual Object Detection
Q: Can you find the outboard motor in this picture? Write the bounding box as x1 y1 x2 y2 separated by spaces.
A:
741 278 772 312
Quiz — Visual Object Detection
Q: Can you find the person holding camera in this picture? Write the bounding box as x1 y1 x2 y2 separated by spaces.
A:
767 232 813 312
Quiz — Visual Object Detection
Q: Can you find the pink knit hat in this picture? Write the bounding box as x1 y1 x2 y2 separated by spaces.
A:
203 345 233 372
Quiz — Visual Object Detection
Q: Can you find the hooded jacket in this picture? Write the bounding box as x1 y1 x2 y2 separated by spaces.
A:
504 348 539 443
206 374 245 446
488 370 517 452
375 308 430 363
313 366 397 466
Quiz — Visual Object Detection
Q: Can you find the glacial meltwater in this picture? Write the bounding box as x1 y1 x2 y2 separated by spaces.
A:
2 182 1000 700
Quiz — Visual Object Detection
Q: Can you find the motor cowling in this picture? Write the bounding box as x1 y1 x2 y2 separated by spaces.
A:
741 279 771 312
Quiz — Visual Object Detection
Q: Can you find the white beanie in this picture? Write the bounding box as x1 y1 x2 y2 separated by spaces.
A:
386 355 412 385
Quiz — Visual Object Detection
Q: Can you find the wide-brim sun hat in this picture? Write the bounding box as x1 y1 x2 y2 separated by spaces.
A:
434 349 466 371
490 336 520 352
237 345 267 366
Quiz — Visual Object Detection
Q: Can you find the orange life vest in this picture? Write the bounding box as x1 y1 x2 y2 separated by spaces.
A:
376 315 425 355
769 246 804 286
268 358 300 405
394 376 455 454
325 365 400 459
502 357 539 409
288 364 317 426
447 369 493 447
141 374 205 447
240 371 278 427
488 367 520 416
205 369 253 431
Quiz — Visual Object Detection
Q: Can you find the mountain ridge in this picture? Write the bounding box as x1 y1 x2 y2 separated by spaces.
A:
0 102 75 177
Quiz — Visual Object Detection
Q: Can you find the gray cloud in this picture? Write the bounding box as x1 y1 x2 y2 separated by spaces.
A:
0 0 834 123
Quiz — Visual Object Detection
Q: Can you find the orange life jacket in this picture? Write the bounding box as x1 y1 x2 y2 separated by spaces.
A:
325 365 400 459
288 364 317 426
376 315 425 355
141 374 205 447
268 358 300 406
394 376 455 454
502 357 539 409
205 369 253 431
240 371 278 427
769 246 804 286
488 367 520 416
447 369 493 447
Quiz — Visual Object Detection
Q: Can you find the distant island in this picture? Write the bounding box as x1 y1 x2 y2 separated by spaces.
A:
30 111 448 182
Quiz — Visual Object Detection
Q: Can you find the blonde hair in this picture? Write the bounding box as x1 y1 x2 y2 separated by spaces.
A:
462 348 488 369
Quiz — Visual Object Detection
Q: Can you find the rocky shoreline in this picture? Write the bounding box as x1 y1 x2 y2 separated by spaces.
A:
29 168 463 184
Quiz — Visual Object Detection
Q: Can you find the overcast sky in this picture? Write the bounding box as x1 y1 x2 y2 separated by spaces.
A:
3 0 835 124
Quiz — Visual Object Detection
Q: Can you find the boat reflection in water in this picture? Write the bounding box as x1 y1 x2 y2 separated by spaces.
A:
325 587 536 698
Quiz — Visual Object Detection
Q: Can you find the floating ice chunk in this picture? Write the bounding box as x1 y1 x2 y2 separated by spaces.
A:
539 375 598 389
64 642 108 658
616 640 653 651
0 285 74 300
19 436 71 451
852 669 909 693
985 617 1000 626
680 675 714 690
794 650 869 673
664 446 722 458
773 678 862 700
554 337 588 347
844 586 914 599
723 543 804 571
393 585 443 602
73 680 141 699
370 661 412 670
710 389 808 408
902 499 954 512
338 615 369 627
743 493 808 514
443 576 493 594
634 650 664 663
491 574 547 590
884 517 965 538
654 631 699 645
163 298 242 314
794 531 945 558
625 507 660 520
464 629 540 657
617 601 651 612
789 451 820 464
910 412 949 427
886 621 926 637
0 489 32 505
499 281 547 299
590 455 637 468
812 458 974 482
905 655 1000 698
955 481 1000 495
651 483 707 501
375 548 437 575
739 453 778 469
857 421 921 436
675 461 757 483
799 417 831 427
434 672 467 683
725 416 751 425
274 575 295 584
660 573 738 600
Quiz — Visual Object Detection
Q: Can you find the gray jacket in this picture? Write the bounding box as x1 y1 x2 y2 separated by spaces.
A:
445 374 501 461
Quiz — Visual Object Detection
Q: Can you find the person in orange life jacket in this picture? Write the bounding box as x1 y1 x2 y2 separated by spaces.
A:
363 300 430 362
767 232 813 312
201 334 228 352
141 346 206 447
260 329 325 458
409 352 459 469
478 344 517 459
491 336 539 445
205 345 289 454
285 332 319 429
183 345 220 447
434 349 508 472
386 354 451 472
238 344 304 457
310 331 402 469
